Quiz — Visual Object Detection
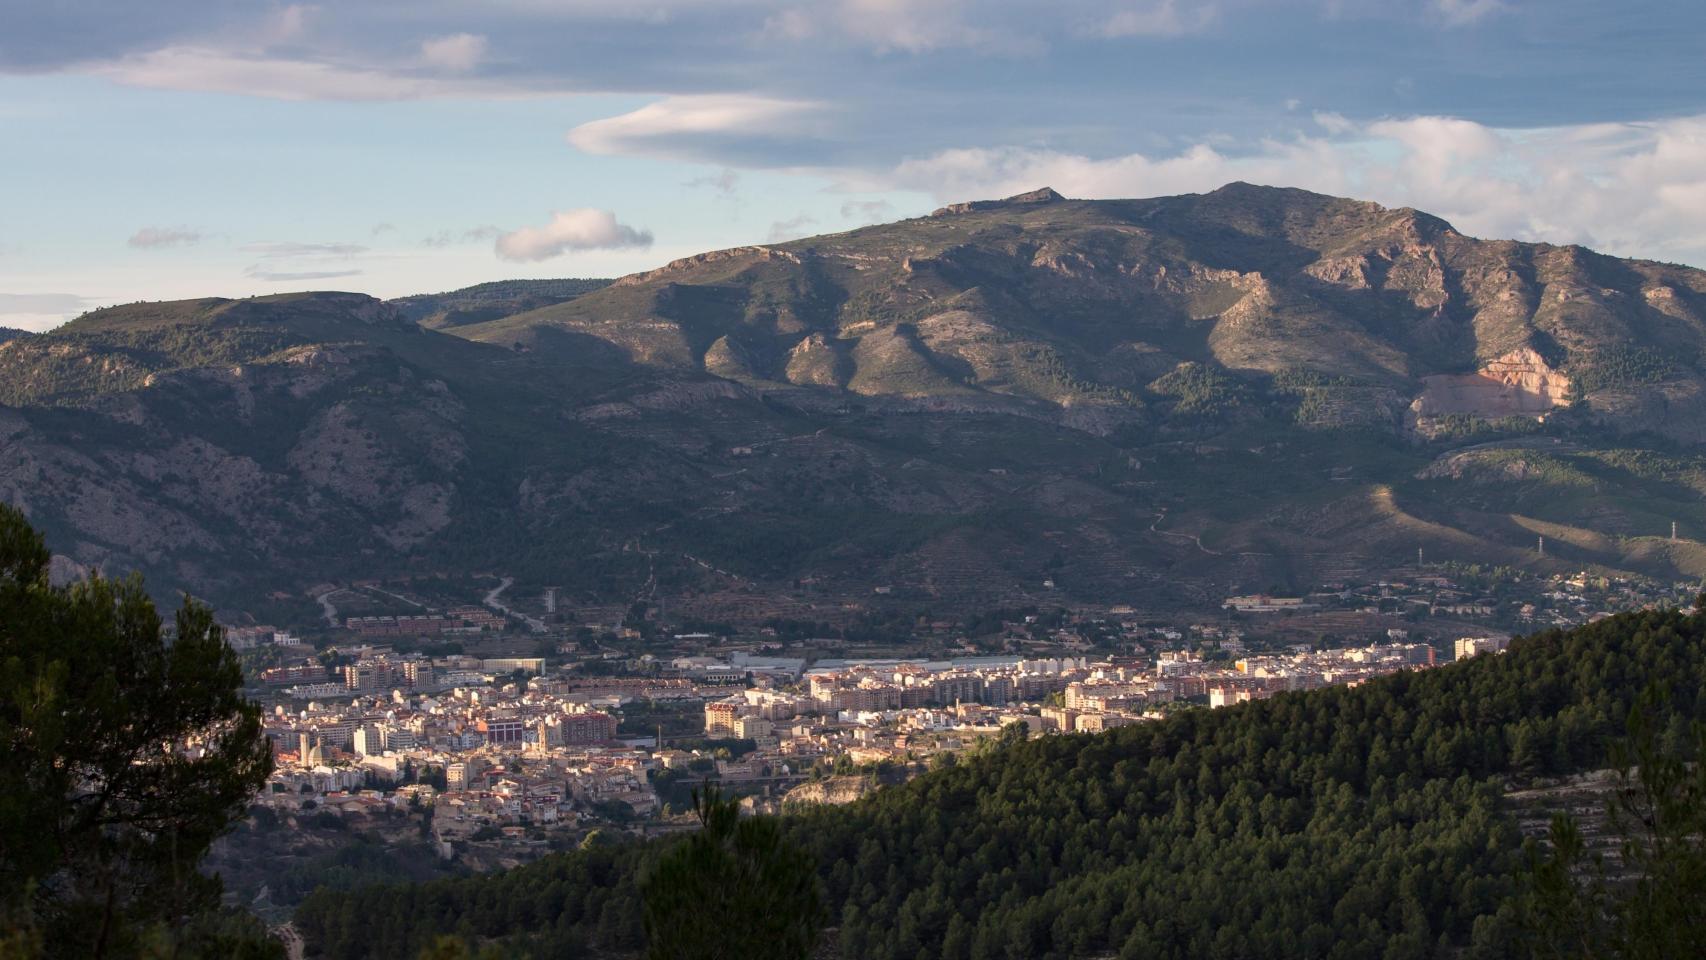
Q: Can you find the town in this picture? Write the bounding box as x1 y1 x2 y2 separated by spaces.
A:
210 559 1697 907
252 640 1442 834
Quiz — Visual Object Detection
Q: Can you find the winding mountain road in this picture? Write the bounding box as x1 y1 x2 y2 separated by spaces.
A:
314 590 340 628
484 576 548 633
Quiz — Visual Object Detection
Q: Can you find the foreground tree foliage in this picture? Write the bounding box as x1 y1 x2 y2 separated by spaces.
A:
299 605 1706 960
1520 691 1706 960
0 506 277 958
640 784 820 960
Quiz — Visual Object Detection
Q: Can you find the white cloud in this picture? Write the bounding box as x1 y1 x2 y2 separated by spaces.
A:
494 209 653 262
420 33 487 73
93 46 510 101
883 139 1351 205
876 113 1706 266
127 226 203 249
567 95 824 158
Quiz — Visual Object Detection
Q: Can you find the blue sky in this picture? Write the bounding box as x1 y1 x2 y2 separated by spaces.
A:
3 0 1705 330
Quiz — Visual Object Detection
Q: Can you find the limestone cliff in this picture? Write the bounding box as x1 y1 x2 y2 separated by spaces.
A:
1410 348 1573 423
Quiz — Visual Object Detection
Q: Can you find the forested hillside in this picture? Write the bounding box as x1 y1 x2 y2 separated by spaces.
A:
296 605 1706 959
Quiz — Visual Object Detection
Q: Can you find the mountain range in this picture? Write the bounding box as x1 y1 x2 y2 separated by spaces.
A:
5 183 1706 622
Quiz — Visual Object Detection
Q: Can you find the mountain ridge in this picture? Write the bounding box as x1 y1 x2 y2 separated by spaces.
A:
455 182 1706 444
5 184 1706 619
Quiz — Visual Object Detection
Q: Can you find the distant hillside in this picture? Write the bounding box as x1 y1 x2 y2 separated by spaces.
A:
5 187 1706 619
460 183 1706 444
0 328 31 344
389 278 611 330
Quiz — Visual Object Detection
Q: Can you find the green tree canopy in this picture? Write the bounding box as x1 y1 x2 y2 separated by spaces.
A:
640 784 821 960
0 505 274 958
1521 690 1706 959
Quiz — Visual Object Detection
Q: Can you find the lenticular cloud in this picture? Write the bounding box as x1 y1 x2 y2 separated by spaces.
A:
494 209 653 263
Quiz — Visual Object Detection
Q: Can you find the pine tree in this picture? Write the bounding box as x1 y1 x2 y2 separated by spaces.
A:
639 784 821 960
0 505 274 958
1519 689 1706 959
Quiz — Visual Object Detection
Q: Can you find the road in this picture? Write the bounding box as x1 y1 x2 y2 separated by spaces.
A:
484 576 548 633
1148 507 1223 556
314 590 340 628
364 585 423 608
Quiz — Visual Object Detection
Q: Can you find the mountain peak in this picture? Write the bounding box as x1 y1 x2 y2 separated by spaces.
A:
1207 180 1319 197
1003 186 1066 204
930 186 1068 217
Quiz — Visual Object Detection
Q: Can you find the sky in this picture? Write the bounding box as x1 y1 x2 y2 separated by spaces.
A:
3 0 1705 330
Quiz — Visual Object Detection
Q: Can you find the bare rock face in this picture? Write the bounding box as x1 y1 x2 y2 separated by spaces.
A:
781 776 878 810
931 186 1066 216
1411 348 1573 420
784 333 849 387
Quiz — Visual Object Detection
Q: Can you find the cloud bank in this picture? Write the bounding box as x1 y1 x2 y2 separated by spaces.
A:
495 210 654 262
871 112 1706 266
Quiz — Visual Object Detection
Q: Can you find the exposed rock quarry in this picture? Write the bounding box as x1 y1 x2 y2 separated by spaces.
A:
1411 348 1572 421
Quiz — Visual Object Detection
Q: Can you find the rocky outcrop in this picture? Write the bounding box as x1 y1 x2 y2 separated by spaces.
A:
932 186 1066 216
1411 348 1573 420
781 776 877 810
784 333 849 387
